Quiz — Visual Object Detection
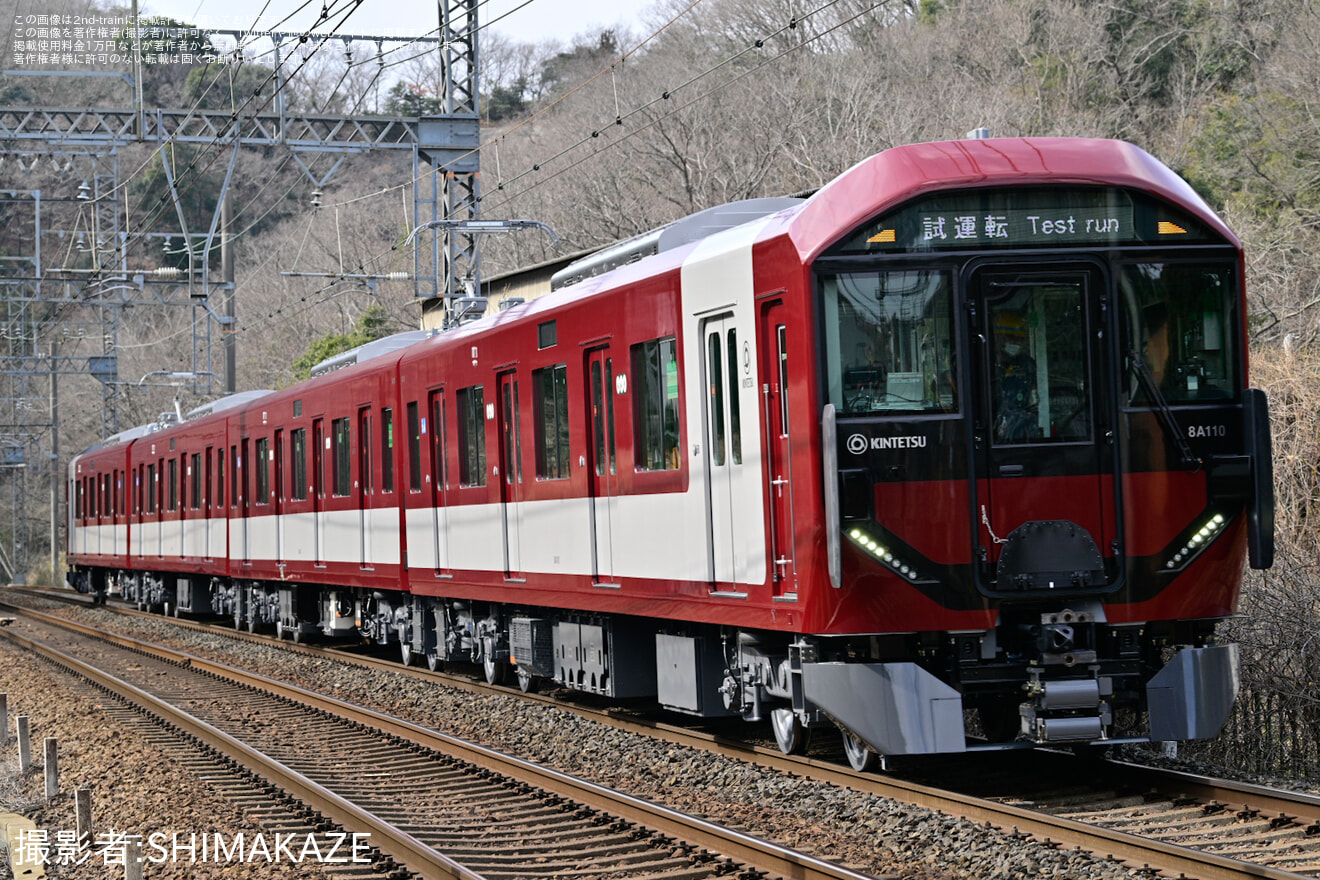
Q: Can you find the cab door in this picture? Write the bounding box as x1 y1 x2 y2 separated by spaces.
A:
759 300 797 596
969 262 1118 593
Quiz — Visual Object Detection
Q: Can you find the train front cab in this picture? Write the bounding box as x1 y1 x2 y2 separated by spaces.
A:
803 181 1274 763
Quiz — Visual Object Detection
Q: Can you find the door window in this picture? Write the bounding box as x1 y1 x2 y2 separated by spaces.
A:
458 387 486 487
501 378 523 485
987 278 1091 445
535 364 570 479
632 337 680 470
590 359 617 477
707 332 727 466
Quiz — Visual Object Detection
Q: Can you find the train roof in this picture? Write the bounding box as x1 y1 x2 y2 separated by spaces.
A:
185 389 276 420
72 422 156 460
550 198 805 291
779 137 1238 260
309 329 439 377
72 407 198 460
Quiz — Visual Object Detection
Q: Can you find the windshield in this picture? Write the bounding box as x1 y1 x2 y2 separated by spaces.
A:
822 269 956 415
1120 263 1237 405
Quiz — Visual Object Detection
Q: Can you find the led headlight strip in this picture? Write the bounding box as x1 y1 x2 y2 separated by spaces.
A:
1166 513 1226 570
847 527 922 582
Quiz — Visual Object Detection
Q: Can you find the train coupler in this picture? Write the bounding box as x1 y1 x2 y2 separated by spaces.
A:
1019 672 1113 743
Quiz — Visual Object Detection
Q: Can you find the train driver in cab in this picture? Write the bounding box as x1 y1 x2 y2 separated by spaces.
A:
992 308 1038 442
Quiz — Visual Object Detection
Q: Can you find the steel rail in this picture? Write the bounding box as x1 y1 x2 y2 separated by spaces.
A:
1101 760 1320 827
9 591 1317 880
0 624 483 880
0 603 883 880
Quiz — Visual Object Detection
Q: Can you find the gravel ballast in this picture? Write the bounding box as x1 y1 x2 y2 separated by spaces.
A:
0 636 336 880
4 597 1160 879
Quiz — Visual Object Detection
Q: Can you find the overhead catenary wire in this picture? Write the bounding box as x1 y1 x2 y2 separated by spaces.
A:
323 0 709 213
319 0 858 215
84 7 428 332
51 0 355 287
72 0 334 216
488 0 871 197
234 0 894 341
34 0 372 352
117 0 366 244
107 0 696 287
78 0 370 293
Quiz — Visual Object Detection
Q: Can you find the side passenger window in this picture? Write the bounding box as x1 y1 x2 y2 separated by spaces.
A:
458 385 486 487
632 337 681 470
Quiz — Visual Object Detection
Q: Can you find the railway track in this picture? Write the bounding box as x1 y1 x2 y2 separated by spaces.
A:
944 757 1320 876
0 600 884 880
7 587 1320 880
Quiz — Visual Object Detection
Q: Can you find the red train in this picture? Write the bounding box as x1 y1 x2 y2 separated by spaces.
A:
68 137 1274 768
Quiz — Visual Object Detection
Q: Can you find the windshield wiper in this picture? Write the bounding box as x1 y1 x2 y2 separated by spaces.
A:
1129 349 1202 469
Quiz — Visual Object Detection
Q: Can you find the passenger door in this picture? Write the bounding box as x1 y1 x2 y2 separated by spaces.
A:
238 443 251 565
358 406 373 569
586 348 617 584
313 419 325 567
429 390 450 576
202 451 213 561
497 372 524 579
701 314 743 589
274 429 285 564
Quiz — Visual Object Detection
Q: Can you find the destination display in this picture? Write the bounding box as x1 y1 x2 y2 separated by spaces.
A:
910 206 1135 246
826 187 1221 255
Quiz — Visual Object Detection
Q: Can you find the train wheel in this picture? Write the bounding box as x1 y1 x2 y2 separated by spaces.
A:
483 655 508 686
841 730 878 772
400 641 414 667
425 653 442 672
516 667 538 693
771 708 809 755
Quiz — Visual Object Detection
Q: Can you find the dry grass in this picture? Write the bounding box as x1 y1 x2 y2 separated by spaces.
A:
1181 348 1320 777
